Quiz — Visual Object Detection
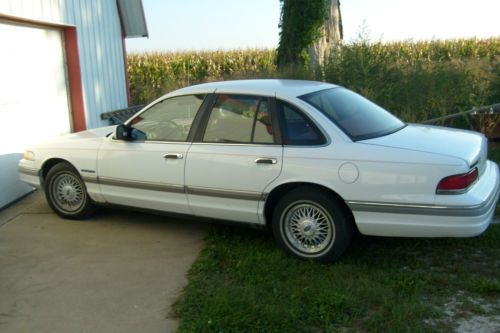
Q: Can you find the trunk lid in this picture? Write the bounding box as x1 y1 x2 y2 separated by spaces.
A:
361 124 487 171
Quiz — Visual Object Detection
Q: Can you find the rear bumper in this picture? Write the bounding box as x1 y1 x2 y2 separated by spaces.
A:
350 160 499 237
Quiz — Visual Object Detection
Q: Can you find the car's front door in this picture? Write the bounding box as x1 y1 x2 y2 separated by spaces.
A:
97 94 207 214
185 94 283 224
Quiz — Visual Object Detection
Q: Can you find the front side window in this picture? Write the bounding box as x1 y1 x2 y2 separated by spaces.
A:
203 95 274 144
129 94 205 141
300 88 406 141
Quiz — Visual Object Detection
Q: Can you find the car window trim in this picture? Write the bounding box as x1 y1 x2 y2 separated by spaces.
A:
187 93 216 142
269 97 283 145
193 93 217 143
249 98 262 143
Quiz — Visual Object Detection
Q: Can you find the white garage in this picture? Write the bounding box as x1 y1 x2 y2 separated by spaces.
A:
0 0 148 208
0 21 73 206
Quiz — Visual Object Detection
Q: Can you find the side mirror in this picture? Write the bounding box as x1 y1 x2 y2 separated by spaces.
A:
114 124 131 140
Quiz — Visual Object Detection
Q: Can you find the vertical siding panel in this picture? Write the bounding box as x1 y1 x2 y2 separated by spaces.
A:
97 0 111 116
108 0 121 109
19 0 33 19
104 0 118 109
8 0 22 16
40 0 47 20
114 0 127 109
58 0 69 25
0 2 8 13
46 0 53 20
1 0 11 15
50 0 59 21
86 0 99 128
79 0 96 128
0 1 9 13
100 0 113 110
106 0 119 112
89 0 101 127
85 0 97 127
89 0 101 128
32 0 43 20
113 1 127 110
106 0 123 113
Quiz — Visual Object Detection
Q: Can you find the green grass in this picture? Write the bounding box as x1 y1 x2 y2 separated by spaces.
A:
490 146 500 215
174 225 500 332
490 146 500 164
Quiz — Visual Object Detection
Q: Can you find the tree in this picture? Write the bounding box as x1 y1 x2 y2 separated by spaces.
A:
308 0 343 68
277 0 342 69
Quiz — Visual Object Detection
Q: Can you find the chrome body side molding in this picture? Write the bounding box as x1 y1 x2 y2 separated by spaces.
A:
347 185 499 217
185 186 264 201
81 175 99 183
98 177 185 193
92 176 268 201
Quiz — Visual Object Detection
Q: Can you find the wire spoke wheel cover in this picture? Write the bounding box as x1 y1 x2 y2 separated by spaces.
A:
50 172 86 213
282 201 335 255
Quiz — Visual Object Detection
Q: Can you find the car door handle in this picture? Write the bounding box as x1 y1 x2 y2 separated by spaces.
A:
255 157 277 164
163 153 183 159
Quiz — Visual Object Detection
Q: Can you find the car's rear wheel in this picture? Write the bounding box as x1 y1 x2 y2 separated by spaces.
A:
44 162 96 219
272 187 353 262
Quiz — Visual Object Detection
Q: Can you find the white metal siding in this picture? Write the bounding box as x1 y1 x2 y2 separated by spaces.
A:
0 0 128 128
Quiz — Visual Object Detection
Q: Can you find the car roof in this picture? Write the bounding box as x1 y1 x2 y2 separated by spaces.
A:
166 79 338 99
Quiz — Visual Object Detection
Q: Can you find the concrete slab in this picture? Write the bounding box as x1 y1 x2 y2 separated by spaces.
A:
0 191 208 333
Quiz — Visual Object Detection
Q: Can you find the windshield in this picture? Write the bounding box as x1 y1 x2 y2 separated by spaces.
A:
300 88 406 141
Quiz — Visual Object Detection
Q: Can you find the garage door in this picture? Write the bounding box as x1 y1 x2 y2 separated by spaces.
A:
0 21 72 208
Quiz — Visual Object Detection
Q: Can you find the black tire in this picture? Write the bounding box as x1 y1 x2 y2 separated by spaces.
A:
44 162 96 219
272 186 353 263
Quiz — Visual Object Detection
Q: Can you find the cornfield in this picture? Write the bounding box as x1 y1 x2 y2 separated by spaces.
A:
324 38 500 124
127 38 499 127
127 49 277 104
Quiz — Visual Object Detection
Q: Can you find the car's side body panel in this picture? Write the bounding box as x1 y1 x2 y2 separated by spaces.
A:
185 143 283 224
350 160 499 237
18 127 111 202
272 143 466 201
97 139 191 214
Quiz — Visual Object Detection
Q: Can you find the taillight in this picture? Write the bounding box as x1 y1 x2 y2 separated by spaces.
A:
436 168 478 194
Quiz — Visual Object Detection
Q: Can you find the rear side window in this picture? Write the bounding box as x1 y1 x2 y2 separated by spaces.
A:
277 101 325 146
203 95 275 144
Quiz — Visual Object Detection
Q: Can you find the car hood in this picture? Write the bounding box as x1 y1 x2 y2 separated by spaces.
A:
360 124 487 167
31 126 116 150
62 126 116 140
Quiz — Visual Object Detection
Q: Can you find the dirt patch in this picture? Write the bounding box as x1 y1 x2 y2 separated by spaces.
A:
456 315 500 333
426 291 500 332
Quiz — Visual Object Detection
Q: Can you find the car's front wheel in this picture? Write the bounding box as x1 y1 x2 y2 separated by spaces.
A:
272 187 353 262
44 162 96 219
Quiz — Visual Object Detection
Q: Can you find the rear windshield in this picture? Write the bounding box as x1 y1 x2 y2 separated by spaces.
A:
300 88 406 141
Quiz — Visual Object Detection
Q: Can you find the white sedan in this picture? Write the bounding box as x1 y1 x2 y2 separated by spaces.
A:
18 80 499 262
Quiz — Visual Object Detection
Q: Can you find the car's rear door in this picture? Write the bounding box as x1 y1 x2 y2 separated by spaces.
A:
185 94 283 224
97 94 208 214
